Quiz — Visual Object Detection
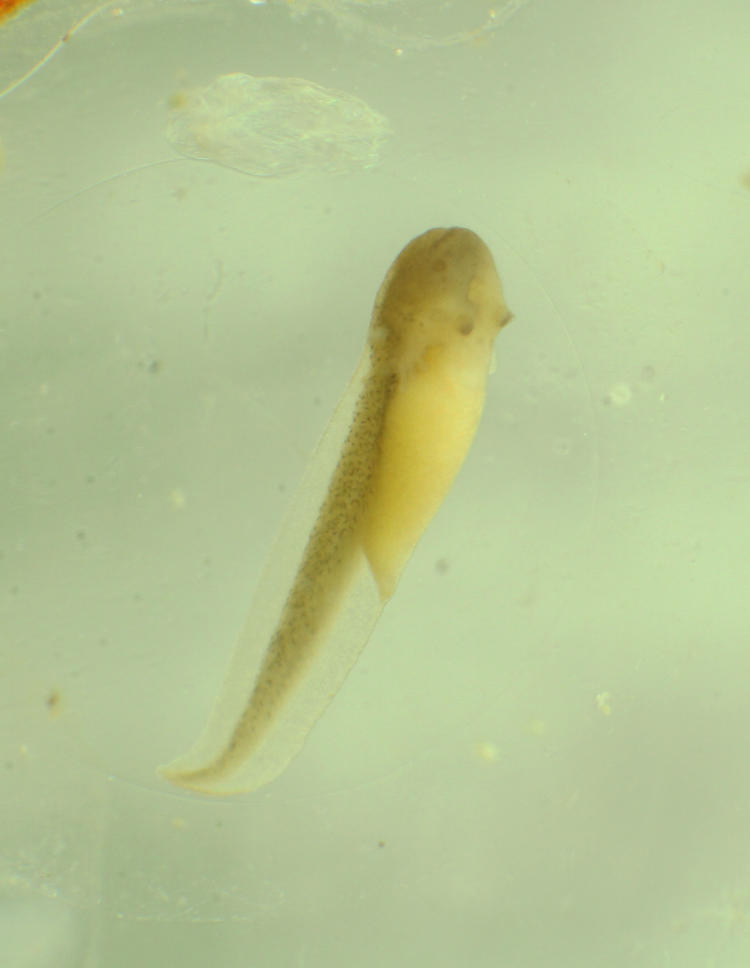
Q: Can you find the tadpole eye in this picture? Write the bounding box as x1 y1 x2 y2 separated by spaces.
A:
458 319 475 336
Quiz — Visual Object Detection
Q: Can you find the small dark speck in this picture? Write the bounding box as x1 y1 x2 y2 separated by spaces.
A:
76 530 87 543
377 840 386 849
435 558 450 575
46 689 62 713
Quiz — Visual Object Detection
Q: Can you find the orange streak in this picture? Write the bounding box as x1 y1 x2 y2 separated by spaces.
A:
0 0 39 25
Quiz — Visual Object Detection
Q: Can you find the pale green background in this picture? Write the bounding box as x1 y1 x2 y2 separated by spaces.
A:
1 1 749 965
